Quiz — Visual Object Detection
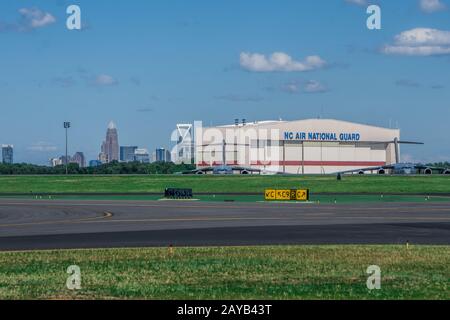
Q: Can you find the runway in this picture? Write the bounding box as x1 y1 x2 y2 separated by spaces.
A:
0 198 449 250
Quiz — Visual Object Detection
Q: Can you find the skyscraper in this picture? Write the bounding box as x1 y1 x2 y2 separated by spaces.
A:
120 146 138 162
2 145 13 164
155 148 171 162
99 121 119 163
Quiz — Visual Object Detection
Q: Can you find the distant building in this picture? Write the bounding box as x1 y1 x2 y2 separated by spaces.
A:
2 145 13 164
71 152 86 168
60 155 71 165
50 155 70 167
89 160 102 167
50 157 62 167
98 152 108 164
197 118 401 174
172 124 194 164
120 146 138 162
156 148 165 162
155 148 171 162
134 148 150 163
99 121 119 163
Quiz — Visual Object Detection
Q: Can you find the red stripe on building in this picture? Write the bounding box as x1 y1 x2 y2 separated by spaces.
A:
197 161 386 167
252 161 386 166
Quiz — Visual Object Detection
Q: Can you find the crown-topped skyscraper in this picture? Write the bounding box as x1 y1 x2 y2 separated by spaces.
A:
99 121 119 163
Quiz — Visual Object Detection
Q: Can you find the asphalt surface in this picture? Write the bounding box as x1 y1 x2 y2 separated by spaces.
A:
0 198 449 250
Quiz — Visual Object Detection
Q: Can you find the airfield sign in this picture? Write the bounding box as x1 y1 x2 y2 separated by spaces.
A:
265 189 310 201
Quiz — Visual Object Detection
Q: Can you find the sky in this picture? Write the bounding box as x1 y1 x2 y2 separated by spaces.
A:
0 0 449 164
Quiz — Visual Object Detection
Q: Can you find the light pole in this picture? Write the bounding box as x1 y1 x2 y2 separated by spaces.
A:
64 122 71 175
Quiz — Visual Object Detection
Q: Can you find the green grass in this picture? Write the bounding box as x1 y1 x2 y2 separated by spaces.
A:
0 245 448 299
0 175 450 194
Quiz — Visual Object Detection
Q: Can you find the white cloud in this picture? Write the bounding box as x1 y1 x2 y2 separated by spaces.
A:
94 74 118 86
19 8 56 29
419 0 447 13
345 0 368 6
281 80 328 94
303 80 328 93
27 141 57 152
394 28 450 46
240 52 326 72
383 45 450 55
283 82 300 93
382 28 450 56
0 7 56 32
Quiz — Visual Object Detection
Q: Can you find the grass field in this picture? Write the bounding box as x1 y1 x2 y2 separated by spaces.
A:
0 245 448 300
0 175 450 194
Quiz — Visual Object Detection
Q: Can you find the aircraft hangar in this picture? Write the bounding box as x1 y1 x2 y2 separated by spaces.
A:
195 118 401 174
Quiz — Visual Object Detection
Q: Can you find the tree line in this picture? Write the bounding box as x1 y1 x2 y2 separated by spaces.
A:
428 162 450 168
0 161 448 175
0 161 196 175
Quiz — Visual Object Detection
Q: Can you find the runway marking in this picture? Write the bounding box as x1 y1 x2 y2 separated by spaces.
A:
0 201 298 210
0 201 338 210
0 211 112 228
70 214 450 225
0 198 448 207
0 200 449 230
1 201 450 213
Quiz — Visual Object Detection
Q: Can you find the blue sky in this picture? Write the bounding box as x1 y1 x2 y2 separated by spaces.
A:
0 0 449 164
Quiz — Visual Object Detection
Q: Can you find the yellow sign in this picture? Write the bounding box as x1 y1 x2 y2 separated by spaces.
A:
264 189 276 200
265 189 310 201
296 189 309 201
276 189 292 200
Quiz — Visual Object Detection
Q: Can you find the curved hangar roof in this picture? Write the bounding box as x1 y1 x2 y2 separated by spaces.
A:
216 118 400 142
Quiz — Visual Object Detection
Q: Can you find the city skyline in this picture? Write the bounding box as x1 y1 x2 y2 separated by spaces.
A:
46 121 173 166
0 1 449 165
2 118 177 165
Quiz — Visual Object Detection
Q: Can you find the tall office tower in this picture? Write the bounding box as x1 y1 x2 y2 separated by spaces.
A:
155 148 171 162
71 152 86 168
172 124 194 164
1 145 13 164
155 148 165 162
100 121 119 163
120 146 138 162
